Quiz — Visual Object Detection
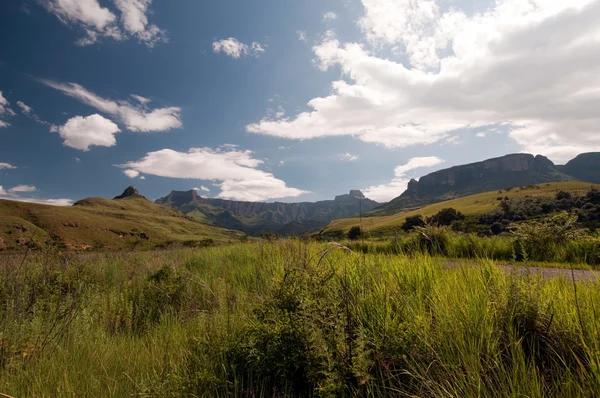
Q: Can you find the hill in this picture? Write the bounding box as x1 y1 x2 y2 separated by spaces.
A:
323 181 599 237
156 189 379 236
371 153 573 216
0 187 241 251
562 152 600 184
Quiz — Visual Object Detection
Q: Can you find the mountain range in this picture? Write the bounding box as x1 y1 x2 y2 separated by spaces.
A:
155 189 379 236
1 152 600 251
371 152 600 216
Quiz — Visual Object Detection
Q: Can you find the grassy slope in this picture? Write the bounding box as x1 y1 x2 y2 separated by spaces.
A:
0 243 598 396
0 196 241 251
324 181 600 235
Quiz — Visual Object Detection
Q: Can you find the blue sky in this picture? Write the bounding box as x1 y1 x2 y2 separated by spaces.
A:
0 0 598 205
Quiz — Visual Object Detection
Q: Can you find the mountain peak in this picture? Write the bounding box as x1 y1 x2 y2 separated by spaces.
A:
349 190 366 199
114 186 144 200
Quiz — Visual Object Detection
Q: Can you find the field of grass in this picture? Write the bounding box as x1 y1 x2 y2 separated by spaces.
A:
1 241 599 397
0 196 242 251
325 181 600 236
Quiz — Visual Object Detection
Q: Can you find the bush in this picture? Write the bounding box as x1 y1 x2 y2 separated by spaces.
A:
347 226 362 240
402 215 426 232
512 212 583 262
430 208 465 226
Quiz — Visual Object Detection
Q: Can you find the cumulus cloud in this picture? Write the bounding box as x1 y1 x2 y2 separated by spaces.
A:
339 152 358 161
122 147 308 201
0 162 16 169
297 30 307 42
54 114 121 151
41 80 182 132
323 12 338 22
193 186 210 192
248 0 600 163
213 38 266 58
123 169 140 178
9 185 37 193
0 182 72 206
363 156 444 202
113 0 167 47
41 0 166 47
16 101 31 114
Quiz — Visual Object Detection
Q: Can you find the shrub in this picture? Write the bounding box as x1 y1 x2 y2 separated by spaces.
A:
401 215 426 232
430 208 465 226
347 226 362 240
512 212 583 261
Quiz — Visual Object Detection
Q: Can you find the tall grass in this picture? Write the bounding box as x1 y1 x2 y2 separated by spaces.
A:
0 242 598 396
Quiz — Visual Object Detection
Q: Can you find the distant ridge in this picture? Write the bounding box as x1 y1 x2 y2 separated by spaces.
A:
156 190 379 236
562 153 600 184
0 187 241 251
371 153 574 215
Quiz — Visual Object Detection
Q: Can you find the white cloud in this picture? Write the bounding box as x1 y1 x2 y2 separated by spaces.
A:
323 12 338 22
16 101 31 115
0 162 16 169
139 176 145 180
0 91 15 127
113 0 167 47
339 152 358 161
297 30 307 42
122 147 309 201
476 132 486 138
55 114 121 151
0 186 5 196
43 0 121 45
363 156 444 202
213 38 266 58
248 0 600 163
193 186 210 192
123 169 140 178
42 0 166 47
130 94 150 104
0 196 73 206
41 80 182 132
9 185 37 193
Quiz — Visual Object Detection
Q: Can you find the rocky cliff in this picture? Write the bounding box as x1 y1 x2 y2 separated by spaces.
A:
372 153 573 215
156 190 379 236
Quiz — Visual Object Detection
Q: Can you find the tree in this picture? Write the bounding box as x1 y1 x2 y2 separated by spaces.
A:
430 208 465 226
402 215 426 232
347 226 362 240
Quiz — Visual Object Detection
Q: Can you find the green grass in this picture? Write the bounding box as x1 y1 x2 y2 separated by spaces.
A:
0 241 599 397
0 196 242 251
326 181 600 236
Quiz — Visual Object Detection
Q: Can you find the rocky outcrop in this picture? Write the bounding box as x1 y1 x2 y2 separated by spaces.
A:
156 190 379 236
114 186 145 200
372 153 573 215
562 153 600 184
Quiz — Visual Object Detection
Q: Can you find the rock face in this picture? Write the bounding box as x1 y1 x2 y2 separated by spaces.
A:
562 153 600 184
114 186 146 200
156 190 379 236
373 153 573 215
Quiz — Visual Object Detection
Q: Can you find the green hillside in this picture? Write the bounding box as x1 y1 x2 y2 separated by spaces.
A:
323 181 599 236
371 153 573 216
0 194 242 251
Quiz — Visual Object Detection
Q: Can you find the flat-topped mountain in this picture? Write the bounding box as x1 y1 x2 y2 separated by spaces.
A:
156 190 379 236
372 153 573 215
